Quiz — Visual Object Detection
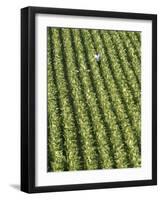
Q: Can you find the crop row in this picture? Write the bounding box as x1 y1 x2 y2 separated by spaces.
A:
79 29 140 166
71 29 129 168
89 29 141 149
126 32 141 61
118 31 141 84
48 27 141 171
98 30 141 144
49 28 83 171
109 31 141 105
47 29 66 171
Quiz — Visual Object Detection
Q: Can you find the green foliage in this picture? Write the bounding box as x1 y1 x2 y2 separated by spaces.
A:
47 27 141 172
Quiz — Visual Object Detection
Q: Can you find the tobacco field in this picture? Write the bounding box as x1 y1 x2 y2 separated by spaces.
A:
47 27 141 172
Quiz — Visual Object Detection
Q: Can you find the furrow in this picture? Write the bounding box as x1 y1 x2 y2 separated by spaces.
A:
100 30 141 125
135 32 141 43
100 30 141 152
47 28 66 171
60 28 100 170
51 29 83 170
72 29 116 168
90 29 141 154
109 31 141 97
80 29 137 168
118 31 141 84
126 32 141 61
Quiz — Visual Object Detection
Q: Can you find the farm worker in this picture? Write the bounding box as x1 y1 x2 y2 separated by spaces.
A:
95 53 100 62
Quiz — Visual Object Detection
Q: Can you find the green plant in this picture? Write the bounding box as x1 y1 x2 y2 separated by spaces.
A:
47 27 141 172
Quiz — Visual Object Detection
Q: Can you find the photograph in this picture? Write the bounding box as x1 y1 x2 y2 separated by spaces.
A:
47 27 141 172
21 6 157 193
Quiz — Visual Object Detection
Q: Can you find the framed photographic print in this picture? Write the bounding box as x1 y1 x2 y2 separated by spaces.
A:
21 6 157 193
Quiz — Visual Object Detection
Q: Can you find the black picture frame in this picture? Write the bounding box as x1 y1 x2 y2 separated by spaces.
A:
21 6 157 193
